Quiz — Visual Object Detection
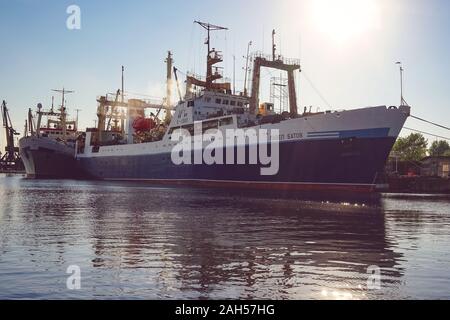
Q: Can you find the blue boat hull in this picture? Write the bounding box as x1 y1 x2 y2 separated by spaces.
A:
78 136 395 193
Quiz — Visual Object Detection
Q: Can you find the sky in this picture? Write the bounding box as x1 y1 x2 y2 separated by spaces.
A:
1 0 449 151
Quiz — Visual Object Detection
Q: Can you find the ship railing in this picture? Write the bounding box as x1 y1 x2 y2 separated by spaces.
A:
96 95 167 108
130 97 166 106
186 71 231 84
97 95 126 104
250 51 301 67
209 50 223 61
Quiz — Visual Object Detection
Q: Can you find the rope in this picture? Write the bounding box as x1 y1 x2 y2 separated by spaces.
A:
301 71 332 109
410 115 450 131
403 127 450 141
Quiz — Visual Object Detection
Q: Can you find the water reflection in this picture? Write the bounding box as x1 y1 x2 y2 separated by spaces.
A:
0 175 449 299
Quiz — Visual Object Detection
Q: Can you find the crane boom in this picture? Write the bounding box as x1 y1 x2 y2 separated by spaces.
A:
173 67 183 102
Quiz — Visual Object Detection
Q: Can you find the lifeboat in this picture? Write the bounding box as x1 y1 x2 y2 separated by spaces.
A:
132 117 156 132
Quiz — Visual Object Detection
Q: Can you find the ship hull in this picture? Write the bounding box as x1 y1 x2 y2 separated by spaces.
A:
19 136 84 179
78 136 395 194
76 105 410 196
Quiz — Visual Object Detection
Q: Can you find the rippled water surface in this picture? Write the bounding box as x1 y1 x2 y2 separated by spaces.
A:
0 174 449 299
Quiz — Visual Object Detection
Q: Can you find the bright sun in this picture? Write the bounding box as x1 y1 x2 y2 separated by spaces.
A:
311 0 381 43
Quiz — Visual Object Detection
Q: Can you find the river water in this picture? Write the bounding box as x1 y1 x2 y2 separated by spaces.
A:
0 174 449 300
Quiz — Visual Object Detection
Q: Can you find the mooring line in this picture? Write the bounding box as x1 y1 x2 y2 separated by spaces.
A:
403 126 450 141
410 115 450 131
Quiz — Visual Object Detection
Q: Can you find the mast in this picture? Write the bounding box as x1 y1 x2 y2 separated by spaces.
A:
233 55 236 95
244 41 252 96
52 88 74 142
194 21 227 54
24 119 28 138
272 29 276 61
28 108 35 136
75 108 81 131
36 103 43 136
165 51 173 123
121 66 125 103
193 21 229 91
396 62 408 106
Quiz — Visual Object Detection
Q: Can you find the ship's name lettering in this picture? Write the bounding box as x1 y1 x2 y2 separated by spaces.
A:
281 132 303 141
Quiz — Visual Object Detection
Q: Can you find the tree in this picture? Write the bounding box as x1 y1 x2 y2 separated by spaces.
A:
392 133 428 162
429 140 450 157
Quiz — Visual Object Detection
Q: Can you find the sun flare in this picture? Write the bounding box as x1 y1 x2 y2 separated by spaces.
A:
311 0 381 43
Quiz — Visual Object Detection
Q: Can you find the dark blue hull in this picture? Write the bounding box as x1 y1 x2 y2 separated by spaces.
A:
78 137 395 193
19 136 86 179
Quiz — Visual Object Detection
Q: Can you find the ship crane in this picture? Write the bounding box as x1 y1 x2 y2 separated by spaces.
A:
96 89 127 143
106 89 122 132
96 61 178 145
0 100 23 171
173 67 183 102
249 29 301 117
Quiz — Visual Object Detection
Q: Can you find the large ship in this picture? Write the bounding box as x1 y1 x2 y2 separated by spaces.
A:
19 89 84 178
74 22 410 195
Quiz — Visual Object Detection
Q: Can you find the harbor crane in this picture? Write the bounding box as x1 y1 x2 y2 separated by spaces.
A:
0 100 23 171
